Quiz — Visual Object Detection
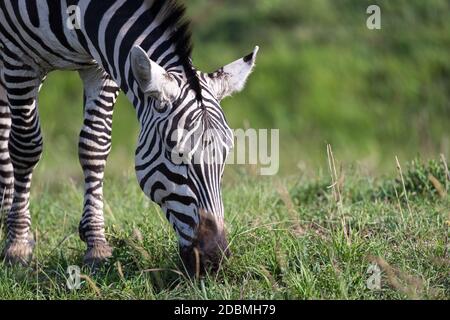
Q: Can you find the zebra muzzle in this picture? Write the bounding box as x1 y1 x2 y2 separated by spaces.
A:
180 210 230 277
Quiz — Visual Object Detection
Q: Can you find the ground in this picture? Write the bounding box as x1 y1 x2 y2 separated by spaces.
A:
0 160 448 300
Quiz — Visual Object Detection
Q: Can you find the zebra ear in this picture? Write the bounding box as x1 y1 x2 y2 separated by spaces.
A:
208 46 259 101
130 46 178 101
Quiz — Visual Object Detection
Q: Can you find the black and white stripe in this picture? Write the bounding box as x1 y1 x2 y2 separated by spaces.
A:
0 0 258 269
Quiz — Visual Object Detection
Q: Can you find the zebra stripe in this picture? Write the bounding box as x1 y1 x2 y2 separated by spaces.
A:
1 0 258 273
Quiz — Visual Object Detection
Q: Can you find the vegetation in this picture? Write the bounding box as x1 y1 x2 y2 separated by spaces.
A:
1 0 449 299
0 159 448 299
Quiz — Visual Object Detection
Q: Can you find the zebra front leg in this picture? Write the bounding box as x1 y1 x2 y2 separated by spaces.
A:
2 69 43 265
0 77 14 224
78 68 119 266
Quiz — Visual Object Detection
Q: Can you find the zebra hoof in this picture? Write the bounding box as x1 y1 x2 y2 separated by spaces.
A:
2 238 35 266
83 244 113 268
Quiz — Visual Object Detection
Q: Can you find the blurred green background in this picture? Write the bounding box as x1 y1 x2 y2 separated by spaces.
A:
36 0 450 185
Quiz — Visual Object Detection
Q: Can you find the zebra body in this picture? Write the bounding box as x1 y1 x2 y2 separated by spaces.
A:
0 0 258 274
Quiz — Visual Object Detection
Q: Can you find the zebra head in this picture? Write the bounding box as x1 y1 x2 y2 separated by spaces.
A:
130 46 259 275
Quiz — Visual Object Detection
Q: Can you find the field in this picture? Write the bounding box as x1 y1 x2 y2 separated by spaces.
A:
0 158 448 299
0 0 449 300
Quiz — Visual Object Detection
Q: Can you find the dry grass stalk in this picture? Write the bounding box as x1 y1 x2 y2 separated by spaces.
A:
141 268 185 277
131 227 144 244
440 153 449 192
327 144 350 245
239 273 250 300
104 198 117 224
259 266 279 291
80 274 102 297
393 186 406 224
48 234 74 256
369 256 431 299
327 144 342 206
275 179 305 236
428 174 446 198
395 156 413 217
116 261 125 281
125 236 152 268
194 247 201 279
274 238 288 275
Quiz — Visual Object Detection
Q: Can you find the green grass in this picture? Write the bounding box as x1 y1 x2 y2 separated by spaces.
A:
1 0 448 300
0 160 448 300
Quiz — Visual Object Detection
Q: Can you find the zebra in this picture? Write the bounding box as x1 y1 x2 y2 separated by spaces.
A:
0 0 258 275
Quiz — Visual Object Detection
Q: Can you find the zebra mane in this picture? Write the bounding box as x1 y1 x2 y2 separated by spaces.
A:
145 0 202 101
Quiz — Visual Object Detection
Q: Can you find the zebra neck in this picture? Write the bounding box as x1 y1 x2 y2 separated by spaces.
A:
80 0 196 104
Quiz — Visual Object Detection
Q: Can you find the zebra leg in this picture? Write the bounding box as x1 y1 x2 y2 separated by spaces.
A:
78 68 119 266
2 68 43 265
0 76 14 224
